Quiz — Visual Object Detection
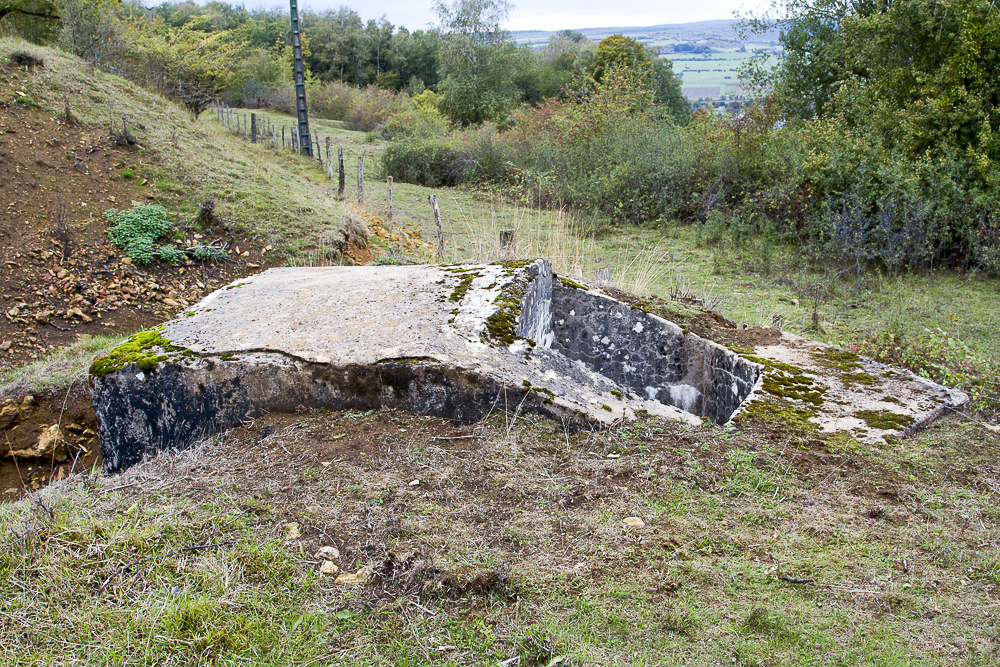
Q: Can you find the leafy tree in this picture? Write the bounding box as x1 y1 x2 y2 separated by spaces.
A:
589 34 653 84
649 55 689 123
434 0 523 125
589 34 688 123
56 0 123 68
387 27 441 92
302 7 364 84
534 30 595 99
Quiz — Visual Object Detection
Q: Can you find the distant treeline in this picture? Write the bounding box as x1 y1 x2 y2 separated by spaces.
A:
0 0 687 125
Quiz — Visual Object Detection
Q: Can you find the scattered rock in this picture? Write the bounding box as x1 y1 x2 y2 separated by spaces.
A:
284 522 301 541
408 479 421 486
6 424 68 462
0 341 11 351
315 545 340 561
622 517 645 528
335 565 374 585
319 560 340 575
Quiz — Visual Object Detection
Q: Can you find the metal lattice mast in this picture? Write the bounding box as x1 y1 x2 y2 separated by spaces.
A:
289 0 311 157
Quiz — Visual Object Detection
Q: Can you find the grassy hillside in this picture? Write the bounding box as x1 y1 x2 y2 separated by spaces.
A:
0 38 351 253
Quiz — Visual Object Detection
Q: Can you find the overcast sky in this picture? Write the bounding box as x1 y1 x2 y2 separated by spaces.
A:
291 1 765 32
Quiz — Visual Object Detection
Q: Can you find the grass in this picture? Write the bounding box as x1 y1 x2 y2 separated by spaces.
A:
0 334 124 397
1 407 997 664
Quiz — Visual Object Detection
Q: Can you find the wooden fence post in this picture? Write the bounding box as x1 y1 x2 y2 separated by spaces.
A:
337 148 345 198
429 194 443 259
325 138 332 181
316 137 323 167
500 229 514 257
357 156 364 205
250 113 257 143
386 176 393 229
282 126 285 150
273 126 278 150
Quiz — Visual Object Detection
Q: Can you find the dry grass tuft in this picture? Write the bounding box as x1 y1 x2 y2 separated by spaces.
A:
0 334 124 398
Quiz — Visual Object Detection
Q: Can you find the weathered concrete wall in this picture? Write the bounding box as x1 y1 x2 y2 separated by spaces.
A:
94 353 558 471
550 283 760 423
515 260 554 347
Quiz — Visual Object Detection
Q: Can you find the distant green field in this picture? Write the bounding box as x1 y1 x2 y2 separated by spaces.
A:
669 49 776 99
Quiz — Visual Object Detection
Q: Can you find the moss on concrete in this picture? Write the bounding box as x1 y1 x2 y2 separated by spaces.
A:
556 275 588 290
448 270 482 303
89 327 186 377
484 277 528 346
735 400 817 432
811 348 862 372
744 354 825 406
856 409 915 431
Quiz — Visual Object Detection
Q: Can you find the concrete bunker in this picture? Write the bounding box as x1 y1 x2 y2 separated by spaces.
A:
90 259 965 472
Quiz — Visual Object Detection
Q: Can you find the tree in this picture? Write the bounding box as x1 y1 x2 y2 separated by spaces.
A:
587 34 689 123
56 0 123 68
387 27 441 92
589 34 650 83
649 56 689 123
434 0 522 125
534 30 595 99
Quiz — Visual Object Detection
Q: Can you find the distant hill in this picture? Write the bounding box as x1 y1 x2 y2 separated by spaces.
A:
512 19 780 50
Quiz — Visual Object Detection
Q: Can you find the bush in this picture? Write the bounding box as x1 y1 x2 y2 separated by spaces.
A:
344 86 407 132
105 204 174 265
379 136 469 187
307 82 410 132
307 81 354 120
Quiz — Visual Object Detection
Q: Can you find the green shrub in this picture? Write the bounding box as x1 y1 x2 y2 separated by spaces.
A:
156 244 186 264
379 136 469 187
105 204 173 265
192 245 225 262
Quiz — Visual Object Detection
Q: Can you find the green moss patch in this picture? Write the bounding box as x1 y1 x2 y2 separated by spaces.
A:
840 372 875 388
811 348 863 372
448 270 481 303
484 275 529 346
89 327 188 377
855 409 915 431
556 275 588 290
734 400 817 432
744 355 825 406
495 259 535 269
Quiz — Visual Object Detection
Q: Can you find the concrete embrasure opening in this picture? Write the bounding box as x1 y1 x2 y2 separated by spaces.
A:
524 276 761 424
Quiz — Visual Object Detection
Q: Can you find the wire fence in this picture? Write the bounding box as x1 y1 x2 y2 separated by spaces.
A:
209 103 634 282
